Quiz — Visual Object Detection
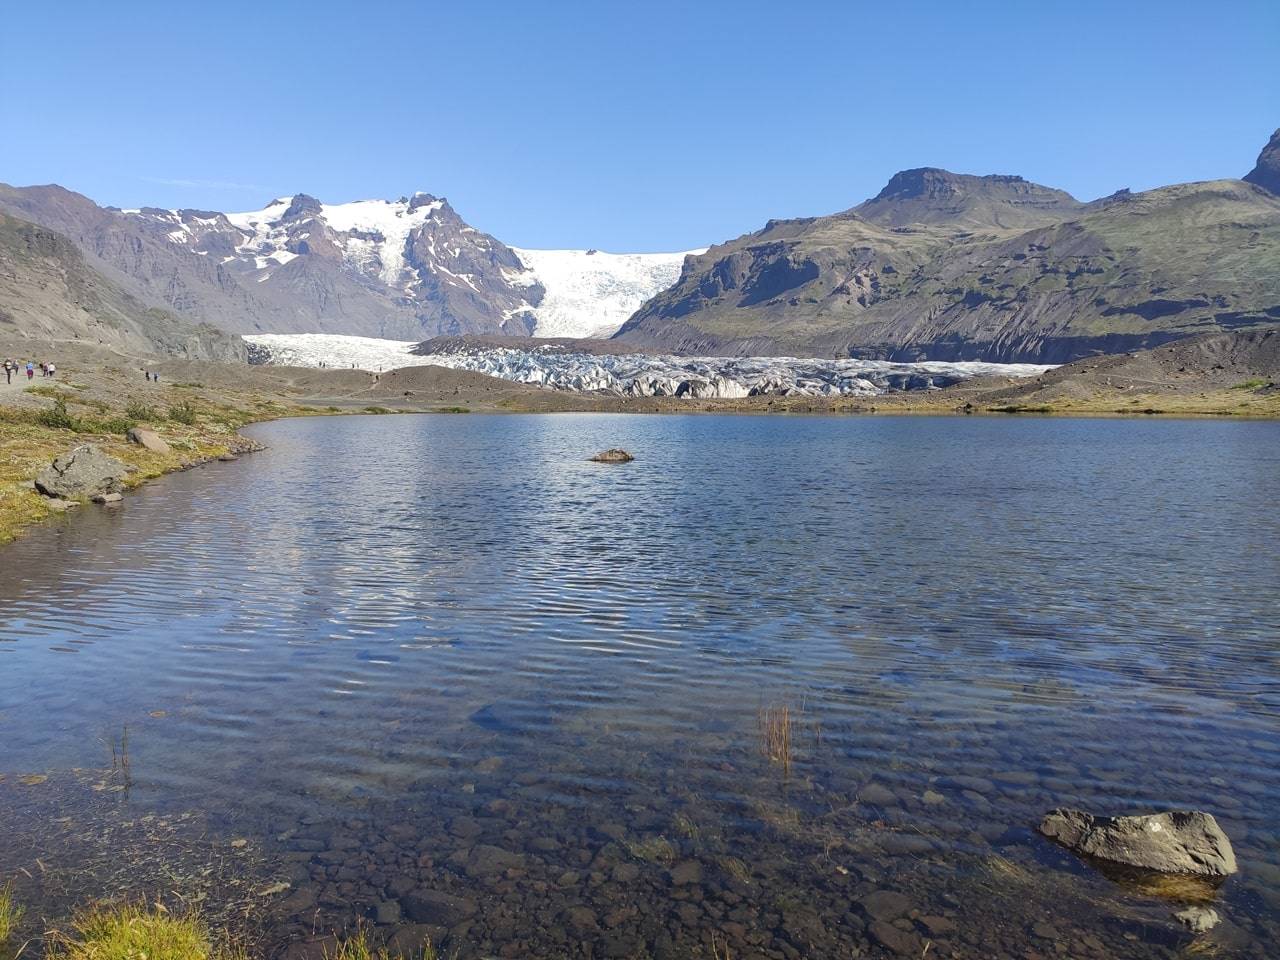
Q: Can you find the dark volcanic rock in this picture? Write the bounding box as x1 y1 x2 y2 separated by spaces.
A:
1038 808 1238 877
1244 128 1280 195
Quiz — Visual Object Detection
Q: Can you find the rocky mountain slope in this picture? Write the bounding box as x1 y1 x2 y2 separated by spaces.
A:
616 132 1280 362
0 183 692 341
0 211 245 360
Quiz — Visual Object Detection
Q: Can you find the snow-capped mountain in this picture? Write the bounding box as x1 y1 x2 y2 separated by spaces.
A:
121 194 695 340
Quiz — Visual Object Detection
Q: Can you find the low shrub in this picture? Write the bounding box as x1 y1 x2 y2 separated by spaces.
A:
167 401 198 425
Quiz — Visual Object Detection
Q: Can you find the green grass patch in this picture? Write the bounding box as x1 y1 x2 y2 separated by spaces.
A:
45 902 240 960
431 406 470 414
1231 379 1268 390
167 401 198 425
125 400 160 421
987 404 1054 414
362 406 392 414
0 880 23 954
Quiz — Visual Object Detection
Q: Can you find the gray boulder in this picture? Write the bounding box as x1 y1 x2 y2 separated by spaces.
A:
35 445 127 500
1038 808 1237 877
127 427 171 454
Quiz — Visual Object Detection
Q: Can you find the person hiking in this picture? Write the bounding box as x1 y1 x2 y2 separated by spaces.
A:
47 361 56 379
26 361 35 380
3 360 12 385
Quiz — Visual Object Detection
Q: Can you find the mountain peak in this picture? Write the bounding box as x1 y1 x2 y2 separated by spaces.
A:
869 167 1026 203
856 167 1080 230
282 194 323 220
1243 128 1280 195
408 192 443 212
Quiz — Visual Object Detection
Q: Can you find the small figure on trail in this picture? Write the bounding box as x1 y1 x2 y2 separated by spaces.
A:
3 360 12 384
47 362 56 378
145 370 151 382
27 361 35 380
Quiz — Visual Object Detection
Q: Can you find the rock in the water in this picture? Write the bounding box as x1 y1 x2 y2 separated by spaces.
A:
35 445 127 500
1173 905 1221 933
1038 808 1237 877
91 492 124 504
400 889 477 926
44 498 79 512
126 427 171 454
590 448 634 463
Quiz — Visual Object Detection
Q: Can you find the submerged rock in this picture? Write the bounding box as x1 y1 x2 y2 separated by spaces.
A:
590 448 634 463
1038 808 1237 877
35 444 126 500
1174 905 1221 933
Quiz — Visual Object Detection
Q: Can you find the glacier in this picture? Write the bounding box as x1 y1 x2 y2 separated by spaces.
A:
510 247 702 339
245 334 1053 399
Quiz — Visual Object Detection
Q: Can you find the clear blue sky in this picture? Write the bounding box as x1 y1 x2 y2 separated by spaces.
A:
2 0 1276 251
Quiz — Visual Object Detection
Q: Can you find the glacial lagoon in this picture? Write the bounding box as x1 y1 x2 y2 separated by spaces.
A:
1 413 1278 958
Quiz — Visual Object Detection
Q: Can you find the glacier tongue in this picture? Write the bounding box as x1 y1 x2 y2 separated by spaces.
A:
245 334 1053 399
512 247 702 339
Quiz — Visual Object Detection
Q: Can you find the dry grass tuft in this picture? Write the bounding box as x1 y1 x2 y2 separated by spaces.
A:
758 702 795 775
324 927 437 960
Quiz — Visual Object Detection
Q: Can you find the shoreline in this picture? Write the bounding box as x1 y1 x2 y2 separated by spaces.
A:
1 339 1277 545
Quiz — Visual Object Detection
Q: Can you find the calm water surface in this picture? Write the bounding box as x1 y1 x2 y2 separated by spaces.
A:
1 414 1278 959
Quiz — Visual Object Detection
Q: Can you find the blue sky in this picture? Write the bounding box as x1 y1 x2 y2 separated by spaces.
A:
2 0 1276 250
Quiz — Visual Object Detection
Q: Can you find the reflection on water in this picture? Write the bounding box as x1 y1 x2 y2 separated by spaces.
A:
1 413 1278 958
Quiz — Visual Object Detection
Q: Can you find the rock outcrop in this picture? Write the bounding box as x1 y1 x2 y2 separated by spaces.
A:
34 445 127 501
1244 128 1280 196
1038 808 1238 878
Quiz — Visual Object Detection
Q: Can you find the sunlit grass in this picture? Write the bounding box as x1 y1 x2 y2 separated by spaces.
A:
45 902 239 960
324 927 437 960
0 881 24 955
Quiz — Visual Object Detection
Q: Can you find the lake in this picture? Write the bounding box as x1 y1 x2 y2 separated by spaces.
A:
1 413 1278 959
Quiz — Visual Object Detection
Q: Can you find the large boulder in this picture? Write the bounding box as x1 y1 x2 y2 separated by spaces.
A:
1038 808 1237 878
35 445 127 500
127 427 171 454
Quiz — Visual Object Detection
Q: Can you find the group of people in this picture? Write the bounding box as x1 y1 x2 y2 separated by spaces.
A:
2 358 54 384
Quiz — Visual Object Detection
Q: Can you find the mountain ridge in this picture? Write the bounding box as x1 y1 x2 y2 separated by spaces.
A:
0 183 693 343
614 131 1280 362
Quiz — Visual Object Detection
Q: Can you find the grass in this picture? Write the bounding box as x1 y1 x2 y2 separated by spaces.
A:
1231 378 1268 390
167 401 198 425
758 701 795 776
0 881 23 956
38 901 439 960
45 902 241 960
324 927 436 960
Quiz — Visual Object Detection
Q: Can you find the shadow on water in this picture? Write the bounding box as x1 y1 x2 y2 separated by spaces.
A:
0 413 1278 958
